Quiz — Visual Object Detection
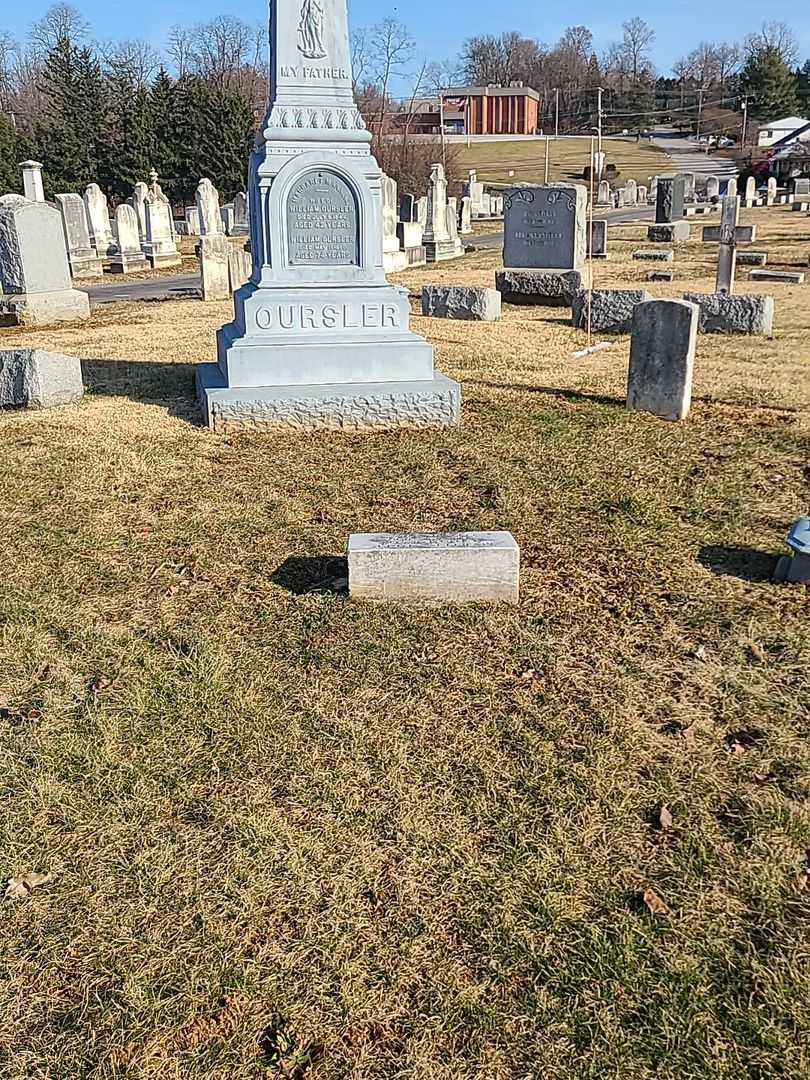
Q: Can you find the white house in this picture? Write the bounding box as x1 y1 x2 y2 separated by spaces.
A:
757 116 809 147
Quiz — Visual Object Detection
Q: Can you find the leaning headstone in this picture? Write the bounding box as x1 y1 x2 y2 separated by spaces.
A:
459 196 472 235
143 172 181 268
131 181 148 238
83 183 117 256
348 531 519 604
196 0 459 432
421 285 500 322
588 219 608 258
682 292 774 335
627 299 698 421
198 233 231 301
55 193 103 278
232 191 249 236
382 173 407 272
196 178 224 236
20 161 45 202
0 200 90 325
110 204 148 273
571 289 651 334
655 176 685 224
0 348 83 408
715 194 739 294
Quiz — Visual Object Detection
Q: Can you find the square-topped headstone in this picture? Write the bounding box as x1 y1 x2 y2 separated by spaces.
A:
655 176 685 224
503 183 587 270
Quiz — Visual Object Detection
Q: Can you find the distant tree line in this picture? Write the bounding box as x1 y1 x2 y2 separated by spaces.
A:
0 2 265 203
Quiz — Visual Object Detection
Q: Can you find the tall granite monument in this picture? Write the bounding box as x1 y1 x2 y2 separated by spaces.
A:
196 0 459 431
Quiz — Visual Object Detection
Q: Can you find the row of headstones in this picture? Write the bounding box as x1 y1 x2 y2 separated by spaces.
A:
465 172 505 219
380 162 468 271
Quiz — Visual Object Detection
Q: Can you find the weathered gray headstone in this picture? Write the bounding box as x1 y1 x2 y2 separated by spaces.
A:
0 348 83 408
748 269 805 283
196 178 223 237
348 531 519 603
0 199 90 325
396 221 425 266
647 221 689 243
774 518 810 584
726 177 737 198
232 191 249 236
627 299 698 421
706 176 720 200
571 289 651 333
679 173 695 202
143 172 181 268
702 224 755 243
131 181 148 238
399 192 415 222
55 193 103 278
588 219 608 258
382 173 407 272
83 183 117 256
766 177 777 205
794 179 810 196
736 251 767 266
110 204 148 273
196 0 459 432
597 180 611 205
655 176 685 224
503 183 587 272
743 176 756 204
632 249 674 261
421 285 500 321
459 196 472 235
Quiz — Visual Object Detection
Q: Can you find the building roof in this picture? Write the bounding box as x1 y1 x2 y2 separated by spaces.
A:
758 116 808 130
771 120 810 149
442 84 540 101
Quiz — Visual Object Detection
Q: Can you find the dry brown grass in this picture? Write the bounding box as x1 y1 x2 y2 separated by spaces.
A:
0 203 809 1080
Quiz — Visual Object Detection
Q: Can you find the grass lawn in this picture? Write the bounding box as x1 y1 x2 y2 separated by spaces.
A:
452 136 671 186
1 206 810 1079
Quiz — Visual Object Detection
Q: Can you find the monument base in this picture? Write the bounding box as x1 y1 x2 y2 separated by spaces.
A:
0 289 90 326
383 249 409 273
196 363 460 433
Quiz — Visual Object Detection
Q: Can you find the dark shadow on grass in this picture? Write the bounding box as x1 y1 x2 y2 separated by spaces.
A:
465 379 623 408
80 358 201 424
271 555 348 596
698 545 776 583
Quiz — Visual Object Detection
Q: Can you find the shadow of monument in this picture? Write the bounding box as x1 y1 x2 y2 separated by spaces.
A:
698 545 776 583
270 555 349 596
80 358 201 424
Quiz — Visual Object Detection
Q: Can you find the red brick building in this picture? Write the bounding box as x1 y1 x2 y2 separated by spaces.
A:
442 84 540 135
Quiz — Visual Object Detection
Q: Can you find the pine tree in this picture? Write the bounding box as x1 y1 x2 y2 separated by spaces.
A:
797 60 810 115
0 114 23 194
626 73 655 135
149 68 181 197
741 46 799 122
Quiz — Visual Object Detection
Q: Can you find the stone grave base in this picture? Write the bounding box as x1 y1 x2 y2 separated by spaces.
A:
383 249 409 273
647 222 690 243
424 239 463 263
0 289 90 327
0 348 84 408
496 268 590 308
144 250 183 269
401 245 426 267
197 364 461 432
109 253 148 273
682 293 774 335
69 254 104 279
571 289 651 334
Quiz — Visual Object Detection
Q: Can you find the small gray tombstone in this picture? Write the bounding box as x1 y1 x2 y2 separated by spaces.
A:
503 183 587 270
627 299 698 421
655 176 685 224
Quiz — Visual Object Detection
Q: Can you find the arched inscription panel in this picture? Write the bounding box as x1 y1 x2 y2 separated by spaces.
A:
286 170 359 266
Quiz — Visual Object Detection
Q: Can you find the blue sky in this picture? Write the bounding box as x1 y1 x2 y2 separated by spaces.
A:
3 0 809 77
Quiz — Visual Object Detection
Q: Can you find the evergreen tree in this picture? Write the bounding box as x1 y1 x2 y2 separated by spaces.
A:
740 45 799 121
99 74 154 197
148 67 180 193
0 114 23 194
626 72 655 135
35 36 106 195
797 60 810 115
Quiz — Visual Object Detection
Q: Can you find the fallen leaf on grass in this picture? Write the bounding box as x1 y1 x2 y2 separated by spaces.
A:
659 805 674 831
642 887 670 916
680 721 698 744
4 872 52 900
90 676 113 692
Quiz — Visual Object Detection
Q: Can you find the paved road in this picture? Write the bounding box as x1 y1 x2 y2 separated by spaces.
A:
649 128 737 180
85 273 200 305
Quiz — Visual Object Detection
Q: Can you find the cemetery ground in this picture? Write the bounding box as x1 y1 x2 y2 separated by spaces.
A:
1 207 810 1079
455 135 670 186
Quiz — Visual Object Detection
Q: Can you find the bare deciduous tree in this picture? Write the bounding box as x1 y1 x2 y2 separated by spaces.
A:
29 3 89 55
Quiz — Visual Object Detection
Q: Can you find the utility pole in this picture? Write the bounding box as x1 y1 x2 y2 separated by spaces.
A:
554 87 560 138
439 90 446 167
741 98 748 147
596 86 603 154
696 87 705 138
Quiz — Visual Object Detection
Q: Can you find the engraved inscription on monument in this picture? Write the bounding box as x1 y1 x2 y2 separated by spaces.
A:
503 187 577 269
286 170 359 265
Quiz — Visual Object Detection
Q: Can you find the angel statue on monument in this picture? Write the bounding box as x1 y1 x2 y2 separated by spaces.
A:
297 0 327 59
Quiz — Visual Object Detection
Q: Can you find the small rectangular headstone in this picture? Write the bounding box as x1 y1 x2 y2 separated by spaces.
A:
655 176 685 223
632 249 674 261
627 299 698 421
503 183 587 270
348 531 519 603
748 269 805 284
